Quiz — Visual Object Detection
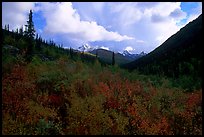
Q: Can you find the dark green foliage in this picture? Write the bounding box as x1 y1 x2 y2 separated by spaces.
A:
112 52 115 66
4 24 10 31
35 34 42 52
2 48 17 75
24 10 35 39
70 47 74 59
19 26 24 36
24 10 36 62
91 49 134 65
36 119 59 135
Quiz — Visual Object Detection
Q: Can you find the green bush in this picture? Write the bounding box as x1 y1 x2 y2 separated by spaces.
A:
36 118 58 135
171 75 201 92
2 50 17 75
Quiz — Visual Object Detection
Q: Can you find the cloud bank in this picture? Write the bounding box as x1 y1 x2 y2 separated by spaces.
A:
39 2 134 42
2 2 202 53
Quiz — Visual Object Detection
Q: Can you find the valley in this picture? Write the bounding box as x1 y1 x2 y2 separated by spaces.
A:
2 7 202 135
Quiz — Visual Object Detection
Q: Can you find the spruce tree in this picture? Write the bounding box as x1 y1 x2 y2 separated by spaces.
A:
96 50 98 58
7 24 9 31
24 10 35 39
24 10 35 62
19 26 24 36
112 51 115 66
16 28 19 34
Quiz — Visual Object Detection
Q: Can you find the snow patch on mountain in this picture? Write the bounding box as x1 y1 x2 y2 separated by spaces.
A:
78 43 97 52
122 50 147 59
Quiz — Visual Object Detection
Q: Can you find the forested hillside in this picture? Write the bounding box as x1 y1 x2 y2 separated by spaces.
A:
122 14 202 79
90 49 133 65
2 10 202 135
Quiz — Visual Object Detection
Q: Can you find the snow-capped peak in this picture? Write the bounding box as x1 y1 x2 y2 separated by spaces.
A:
139 51 146 56
122 50 131 56
78 43 94 52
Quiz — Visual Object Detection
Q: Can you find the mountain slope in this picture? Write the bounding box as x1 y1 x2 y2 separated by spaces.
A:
90 49 146 65
122 14 202 78
90 49 133 65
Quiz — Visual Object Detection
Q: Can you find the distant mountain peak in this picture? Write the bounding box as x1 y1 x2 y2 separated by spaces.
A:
121 50 146 61
122 50 131 56
122 50 146 57
140 51 146 56
78 43 95 52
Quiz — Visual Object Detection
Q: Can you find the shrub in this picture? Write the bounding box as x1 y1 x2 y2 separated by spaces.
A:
36 118 58 135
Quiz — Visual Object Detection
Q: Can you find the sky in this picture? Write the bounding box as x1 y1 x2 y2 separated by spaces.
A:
2 2 202 54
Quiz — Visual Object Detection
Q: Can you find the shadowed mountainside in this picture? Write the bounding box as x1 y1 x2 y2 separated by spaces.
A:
122 14 202 78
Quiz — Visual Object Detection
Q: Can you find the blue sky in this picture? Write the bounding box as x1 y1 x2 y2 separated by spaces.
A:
2 2 202 54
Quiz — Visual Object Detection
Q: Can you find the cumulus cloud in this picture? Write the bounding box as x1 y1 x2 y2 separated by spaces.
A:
107 2 188 52
2 2 201 54
2 2 36 30
39 2 134 42
151 14 168 23
170 8 187 19
109 2 142 26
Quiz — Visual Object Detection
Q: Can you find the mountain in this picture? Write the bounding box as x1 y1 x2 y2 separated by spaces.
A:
90 49 134 65
122 50 131 56
122 14 202 78
78 44 96 52
78 44 146 65
122 50 146 60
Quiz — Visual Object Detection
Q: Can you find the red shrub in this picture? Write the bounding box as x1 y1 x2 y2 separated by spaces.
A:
48 94 63 108
104 97 120 110
186 92 202 110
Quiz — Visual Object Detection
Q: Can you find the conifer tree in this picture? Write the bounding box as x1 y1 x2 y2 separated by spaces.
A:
96 50 98 58
19 26 23 36
70 47 73 58
24 10 35 39
7 24 9 31
4 24 7 30
112 51 115 66
16 28 19 34
24 10 35 61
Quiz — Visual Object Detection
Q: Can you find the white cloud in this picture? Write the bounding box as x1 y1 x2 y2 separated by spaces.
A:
109 2 142 26
107 2 185 47
39 2 134 42
136 40 145 43
2 2 201 54
2 2 36 30
169 8 187 20
151 14 168 23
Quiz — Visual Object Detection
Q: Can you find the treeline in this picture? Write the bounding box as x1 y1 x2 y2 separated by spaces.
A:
2 10 118 68
2 10 101 68
2 10 69 61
